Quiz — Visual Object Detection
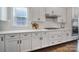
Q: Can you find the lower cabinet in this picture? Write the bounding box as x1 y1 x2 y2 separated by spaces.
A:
32 32 42 50
20 33 32 52
5 33 32 52
0 35 5 52
20 39 31 52
5 40 20 52
5 33 20 52
1 30 72 52
48 31 57 46
42 32 50 47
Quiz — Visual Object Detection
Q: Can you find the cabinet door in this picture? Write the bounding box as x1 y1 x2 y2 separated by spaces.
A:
48 31 58 46
0 7 7 21
5 40 19 52
20 39 31 52
30 7 45 21
32 32 42 50
42 32 50 47
20 33 32 52
0 35 4 52
72 7 79 18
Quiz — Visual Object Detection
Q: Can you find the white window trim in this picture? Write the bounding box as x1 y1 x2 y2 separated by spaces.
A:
12 7 29 27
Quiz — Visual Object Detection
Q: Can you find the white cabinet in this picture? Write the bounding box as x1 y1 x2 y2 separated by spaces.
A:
5 33 32 52
72 7 79 18
0 35 4 52
32 32 42 50
5 40 20 52
3 30 71 52
48 31 66 46
48 31 58 46
5 33 20 52
42 32 50 47
45 7 67 22
20 33 32 52
0 7 7 21
30 7 45 21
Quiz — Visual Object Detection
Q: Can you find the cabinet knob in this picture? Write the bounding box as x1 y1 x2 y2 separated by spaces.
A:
40 37 43 40
1 37 3 41
17 40 19 44
58 41 61 42
38 18 40 20
52 42 54 43
66 33 69 36
20 40 22 44
10 36 15 37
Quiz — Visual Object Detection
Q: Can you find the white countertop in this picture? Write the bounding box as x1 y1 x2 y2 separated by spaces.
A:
0 29 65 34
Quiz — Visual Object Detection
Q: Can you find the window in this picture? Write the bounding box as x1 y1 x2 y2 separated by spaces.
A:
13 7 28 27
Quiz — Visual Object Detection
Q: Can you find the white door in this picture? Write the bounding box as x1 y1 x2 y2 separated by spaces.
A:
5 40 20 52
72 7 79 18
48 31 57 46
20 33 32 52
0 7 7 21
0 35 4 52
42 32 50 47
30 7 45 21
20 38 31 52
32 32 42 50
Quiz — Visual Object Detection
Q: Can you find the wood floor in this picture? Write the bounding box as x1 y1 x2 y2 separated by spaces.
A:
32 40 77 52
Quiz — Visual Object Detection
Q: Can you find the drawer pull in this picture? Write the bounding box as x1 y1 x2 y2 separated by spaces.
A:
24 35 27 36
17 40 19 44
10 36 15 37
40 37 43 40
52 42 54 43
58 41 61 42
66 33 69 36
1 37 3 41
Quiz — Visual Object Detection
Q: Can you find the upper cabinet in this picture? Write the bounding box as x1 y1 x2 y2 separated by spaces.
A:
72 7 79 18
45 7 67 23
0 7 7 21
30 7 46 22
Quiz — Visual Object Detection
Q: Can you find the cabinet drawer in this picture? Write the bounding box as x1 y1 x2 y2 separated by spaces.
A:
5 33 19 40
32 32 42 37
20 33 32 38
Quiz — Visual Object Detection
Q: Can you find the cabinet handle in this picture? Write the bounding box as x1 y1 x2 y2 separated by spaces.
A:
17 40 19 44
20 40 22 44
10 36 15 37
24 34 27 36
52 42 54 43
40 37 43 40
1 37 3 41
38 18 40 20
58 41 61 42
66 33 69 36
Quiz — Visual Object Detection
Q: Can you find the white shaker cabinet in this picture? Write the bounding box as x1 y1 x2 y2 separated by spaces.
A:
42 32 50 47
45 7 67 22
20 33 32 52
48 31 58 46
32 32 42 50
5 40 20 52
72 7 79 18
5 33 20 52
30 7 45 21
0 7 7 21
0 35 5 52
